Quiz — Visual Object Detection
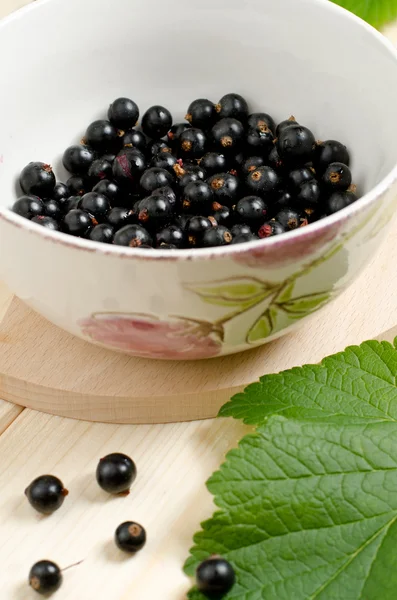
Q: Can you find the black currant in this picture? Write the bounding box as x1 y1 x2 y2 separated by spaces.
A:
202 226 232 247
108 97 139 130
288 167 316 191
176 213 194 230
246 166 280 196
182 181 213 212
52 182 70 204
140 167 174 194
276 125 316 165
115 522 147 553
272 190 296 214
207 173 240 205
186 98 217 129
241 156 265 177
151 185 177 207
88 158 113 182
66 175 91 196
63 209 95 236
216 93 249 121
231 223 252 237
32 216 60 230
89 223 115 244
25 475 68 515
231 232 258 244
79 192 110 221
178 128 207 159
122 129 147 152
113 224 153 248
43 199 62 221
65 195 81 212
167 122 191 146
186 216 213 246
268 146 285 171
322 162 352 191
151 152 178 171
211 118 245 154
107 207 135 230
235 195 268 225
156 225 185 248
148 140 172 157
247 112 276 134
92 179 121 203
246 126 274 156
258 220 286 238
212 203 232 227
138 194 174 227
142 105 172 139
276 116 299 135
101 152 117 164
96 453 137 494
85 120 120 152
12 195 44 219
314 140 350 173
196 556 236 597
29 560 62 595
297 180 321 205
20 162 56 197
113 148 147 187
177 162 206 182
200 152 228 177
325 190 358 214
276 208 308 230
63 145 96 175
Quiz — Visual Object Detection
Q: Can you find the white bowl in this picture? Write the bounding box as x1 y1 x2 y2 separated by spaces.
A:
0 0 397 359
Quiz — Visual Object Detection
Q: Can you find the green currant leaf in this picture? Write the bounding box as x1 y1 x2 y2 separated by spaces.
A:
187 277 274 308
331 0 397 29
279 292 330 314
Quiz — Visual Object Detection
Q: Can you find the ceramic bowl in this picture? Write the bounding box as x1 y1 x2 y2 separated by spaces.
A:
0 0 397 360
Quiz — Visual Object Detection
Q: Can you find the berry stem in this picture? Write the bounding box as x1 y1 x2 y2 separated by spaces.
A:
62 559 84 573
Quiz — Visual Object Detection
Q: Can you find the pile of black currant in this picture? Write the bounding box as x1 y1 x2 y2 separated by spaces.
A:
13 93 358 250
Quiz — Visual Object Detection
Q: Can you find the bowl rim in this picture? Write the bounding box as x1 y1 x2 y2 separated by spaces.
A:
1 0 397 262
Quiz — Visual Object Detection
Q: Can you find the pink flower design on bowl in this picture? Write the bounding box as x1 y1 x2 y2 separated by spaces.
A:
79 313 222 360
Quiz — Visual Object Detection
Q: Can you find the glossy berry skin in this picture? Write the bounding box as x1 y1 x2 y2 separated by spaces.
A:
25 475 68 515
200 152 228 177
258 220 286 238
32 216 60 231
241 156 265 177
12 195 44 219
138 195 174 227
88 158 113 182
66 175 90 196
142 105 172 139
122 129 147 152
211 118 245 154
235 196 268 225
232 232 258 244
186 216 213 246
231 223 252 238
85 120 120 152
93 179 121 203
96 453 137 494
288 167 315 191
178 128 207 159
248 112 276 134
276 125 316 165
79 192 110 221
272 190 296 214
29 560 62 595
140 167 174 194
201 226 232 247
216 93 249 121
113 149 147 187
196 557 236 597
167 122 191 146
107 207 135 230
325 190 357 214
63 145 96 175
20 162 56 197
322 162 352 191
156 225 185 248
186 98 217 129
151 152 178 172
63 209 94 236
148 140 171 157
151 185 177 207
212 203 232 227
108 97 139 130
314 140 350 173
89 223 115 244
297 180 321 205
115 522 146 553
268 146 284 171
246 166 280 196
65 196 81 212
44 199 62 221
102 152 117 164
246 125 274 156
182 181 213 212
52 183 71 210
113 224 153 248
276 116 298 135
207 173 240 205
276 208 307 230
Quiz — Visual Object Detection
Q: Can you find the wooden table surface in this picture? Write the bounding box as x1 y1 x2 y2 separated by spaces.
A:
1 2 397 598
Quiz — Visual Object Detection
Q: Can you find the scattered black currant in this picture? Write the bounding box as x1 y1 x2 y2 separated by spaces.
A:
276 115 298 135
29 560 62 595
246 125 274 155
272 190 296 213
92 179 121 203
122 129 147 152
113 224 152 248
186 98 217 129
115 522 147 553
201 226 232 247
140 167 174 194
268 145 285 171
231 232 258 244
178 128 207 159
297 180 321 205
258 220 286 238
43 199 62 221
25 475 68 515
79 192 110 221
186 216 213 246
138 194 174 227
325 190 358 214
52 182 70 204
101 152 117 164
107 207 135 230
200 152 228 176
89 223 115 244
241 155 265 177
231 223 252 237
314 140 350 173
66 175 90 196
212 203 232 227
20 162 56 197
85 120 120 152
288 167 315 191
108 97 139 130
151 185 177 206
63 209 95 236
207 173 240 205
32 216 60 230
63 145 96 175
88 158 113 182
216 92 249 121
151 152 178 171
276 208 308 231
322 162 352 191
235 196 268 225
142 105 172 138
196 556 236 598
96 453 137 494
246 166 280 196
211 118 245 154
65 195 81 212
12 195 44 219
276 125 316 165
248 112 276 134
167 122 191 146
113 148 147 187
148 140 172 157
182 181 213 212
156 224 185 248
